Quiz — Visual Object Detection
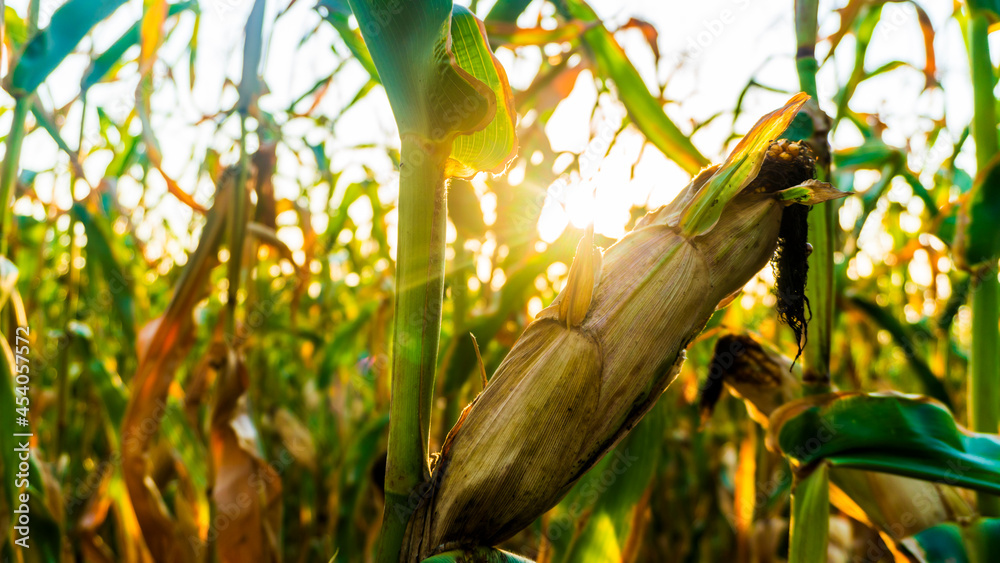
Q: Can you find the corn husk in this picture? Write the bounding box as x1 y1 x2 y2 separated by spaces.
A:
430 324 602 546
408 95 848 558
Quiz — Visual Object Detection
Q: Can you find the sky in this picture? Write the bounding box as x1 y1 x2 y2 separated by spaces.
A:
1 0 993 272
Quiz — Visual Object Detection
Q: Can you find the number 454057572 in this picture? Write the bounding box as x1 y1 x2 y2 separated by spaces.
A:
14 327 30 411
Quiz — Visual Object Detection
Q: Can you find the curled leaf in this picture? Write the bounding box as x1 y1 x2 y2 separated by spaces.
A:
769 392 1000 495
447 6 518 177
680 93 809 237
210 349 283 562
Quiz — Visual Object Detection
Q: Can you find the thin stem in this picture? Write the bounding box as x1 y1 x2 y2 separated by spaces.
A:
966 9 999 517
26 0 39 35
56 97 87 456
794 0 833 392
971 271 1000 429
793 0 819 100
789 463 830 561
970 266 999 520
0 98 29 257
226 116 250 340
376 136 448 563
804 206 834 384
441 236 470 442
968 13 998 168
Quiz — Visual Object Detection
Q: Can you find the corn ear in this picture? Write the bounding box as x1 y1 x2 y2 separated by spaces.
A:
416 95 841 558
700 333 803 426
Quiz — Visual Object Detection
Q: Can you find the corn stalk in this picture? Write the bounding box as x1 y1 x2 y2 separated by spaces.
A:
342 3 517 561
790 0 834 556
965 2 1000 517
794 0 833 389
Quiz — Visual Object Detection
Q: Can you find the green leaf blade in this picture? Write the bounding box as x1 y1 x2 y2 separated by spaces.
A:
789 462 830 563
772 393 1000 495
903 517 1000 563
80 1 195 92
9 0 129 96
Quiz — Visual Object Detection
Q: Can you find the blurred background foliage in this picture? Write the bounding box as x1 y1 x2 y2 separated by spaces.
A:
0 0 998 561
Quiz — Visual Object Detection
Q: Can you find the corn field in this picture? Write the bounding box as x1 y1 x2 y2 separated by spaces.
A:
1 0 999 561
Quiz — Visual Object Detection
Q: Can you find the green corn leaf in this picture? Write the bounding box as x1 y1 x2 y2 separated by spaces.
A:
485 0 533 24
447 5 518 177
80 1 195 92
566 514 621 563
782 109 815 142
335 414 389 560
680 92 809 236
900 170 938 217
345 0 517 176
560 0 709 175
0 330 61 560
71 203 137 363
3 6 29 50
788 462 830 563
902 518 1000 563
23 503 63 561
832 139 903 170
319 300 379 388
775 179 849 206
7 0 129 96
316 0 379 79
81 346 129 427
29 99 76 158
832 5 882 128
958 154 1000 267
447 178 487 238
770 393 1000 495
237 0 266 112
967 0 1000 18
105 131 141 179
